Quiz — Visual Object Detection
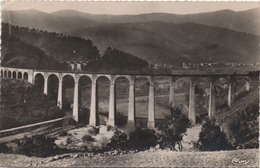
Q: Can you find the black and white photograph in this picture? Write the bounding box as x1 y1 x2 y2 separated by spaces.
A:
0 1 259 167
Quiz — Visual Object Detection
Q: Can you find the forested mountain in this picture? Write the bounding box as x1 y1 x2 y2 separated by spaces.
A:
2 9 102 33
1 32 66 70
68 22 260 64
2 7 259 67
85 48 149 73
3 7 260 35
2 23 100 62
1 23 149 72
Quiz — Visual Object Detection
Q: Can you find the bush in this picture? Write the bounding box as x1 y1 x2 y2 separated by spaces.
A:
107 130 128 151
194 119 233 151
159 107 191 151
12 134 59 157
82 134 95 143
87 127 97 136
226 101 259 149
107 127 158 152
128 127 158 151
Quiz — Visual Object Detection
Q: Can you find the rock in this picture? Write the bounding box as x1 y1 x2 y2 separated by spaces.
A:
155 144 160 150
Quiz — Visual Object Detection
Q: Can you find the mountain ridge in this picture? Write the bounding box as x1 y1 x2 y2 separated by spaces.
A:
3 7 260 35
67 21 259 64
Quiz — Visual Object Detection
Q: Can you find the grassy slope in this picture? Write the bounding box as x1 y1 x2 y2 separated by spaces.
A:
0 78 61 130
0 149 258 167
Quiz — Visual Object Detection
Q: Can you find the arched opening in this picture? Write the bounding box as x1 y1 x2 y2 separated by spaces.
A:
8 71 11 78
154 76 170 127
13 71 17 79
70 62 75 71
232 78 251 102
114 77 130 127
18 72 22 79
78 75 92 125
47 74 59 104
62 75 75 116
135 77 150 128
193 78 210 124
96 76 110 126
174 78 191 116
4 70 7 77
23 72 28 80
1 70 3 78
214 77 230 112
34 73 44 93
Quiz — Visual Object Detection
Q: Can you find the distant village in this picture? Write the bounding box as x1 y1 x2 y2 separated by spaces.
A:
153 62 260 70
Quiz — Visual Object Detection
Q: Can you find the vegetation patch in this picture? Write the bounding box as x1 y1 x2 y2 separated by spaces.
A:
158 107 191 151
7 134 60 157
193 119 233 151
0 78 62 130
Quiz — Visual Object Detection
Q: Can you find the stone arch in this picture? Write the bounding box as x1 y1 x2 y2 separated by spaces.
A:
193 77 211 124
96 75 111 126
174 77 191 108
232 77 250 101
114 76 130 127
18 72 22 79
62 75 75 113
34 73 45 93
8 71 11 78
23 72 29 80
47 74 59 103
4 70 7 77
134 76 150 127
1 70 3 78
13 71 17 79
78 75 93 125
153 76 171 127
214 77 230 109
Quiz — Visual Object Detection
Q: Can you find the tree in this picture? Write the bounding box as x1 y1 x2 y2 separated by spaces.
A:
194 119 233 151
159 107 191 151
226 101 259 149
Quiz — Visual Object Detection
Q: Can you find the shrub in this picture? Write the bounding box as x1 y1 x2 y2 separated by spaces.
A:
12 134 59 157
88 127 97 136
82 134 95 143
194 119 233 151
107 127 159 152
226 101 259 149
159 107 191 151
128 127 158 151
107 130 128 151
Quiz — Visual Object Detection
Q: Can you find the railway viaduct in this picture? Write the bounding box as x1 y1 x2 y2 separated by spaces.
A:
0 66 252 127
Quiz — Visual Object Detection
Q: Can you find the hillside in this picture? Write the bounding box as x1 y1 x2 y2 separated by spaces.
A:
0 78 61 130
3 8 260 35
68 22 260 64
2 9 102 32
85 48 149 73
1 32 66 70
2 23 100 62
53 8 260 35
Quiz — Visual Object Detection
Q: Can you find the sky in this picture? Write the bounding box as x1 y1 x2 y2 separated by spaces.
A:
2 1 260 15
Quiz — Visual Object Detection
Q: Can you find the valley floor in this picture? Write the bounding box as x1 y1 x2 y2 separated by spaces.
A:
0 149 258 167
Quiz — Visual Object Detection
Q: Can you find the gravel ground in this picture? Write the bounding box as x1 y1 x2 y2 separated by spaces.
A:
0 149 258 167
